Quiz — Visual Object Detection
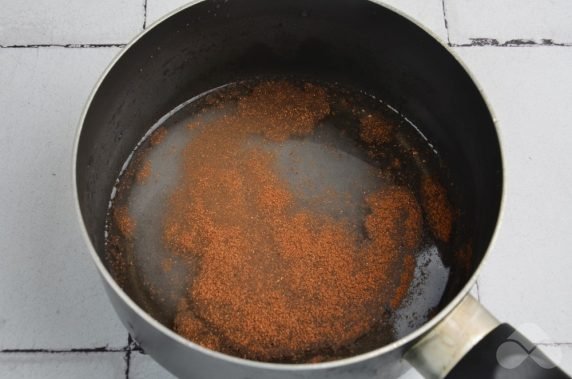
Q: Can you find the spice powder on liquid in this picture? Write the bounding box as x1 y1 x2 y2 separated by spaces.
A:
108 80 457 363
158 81 420 361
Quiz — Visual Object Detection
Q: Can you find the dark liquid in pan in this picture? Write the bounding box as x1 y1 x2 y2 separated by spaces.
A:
105 79 466 363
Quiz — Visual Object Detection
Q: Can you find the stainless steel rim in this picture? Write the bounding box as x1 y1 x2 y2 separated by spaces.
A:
71 0 506 371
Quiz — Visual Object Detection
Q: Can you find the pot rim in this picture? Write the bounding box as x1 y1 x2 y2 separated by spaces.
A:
72 0 506 371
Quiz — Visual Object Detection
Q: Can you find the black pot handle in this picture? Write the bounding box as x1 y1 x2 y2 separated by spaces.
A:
446 323 569 379
405 295 570 379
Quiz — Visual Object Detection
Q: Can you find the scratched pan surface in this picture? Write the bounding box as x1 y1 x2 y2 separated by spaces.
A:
75 0 502 377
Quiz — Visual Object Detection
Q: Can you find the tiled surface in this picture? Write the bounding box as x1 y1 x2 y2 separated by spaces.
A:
0 0 571 378
145 0 190 26
542 345 572 374
0 0 143 45
0 353 125 379
454 46 572 343
0 47 127 349
130 353 177 379
445 0 572 46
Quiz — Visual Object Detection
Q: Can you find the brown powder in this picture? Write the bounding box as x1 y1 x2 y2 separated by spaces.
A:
159 81 422 361
113 206 135 238
174 300 221 351
391 254 416 309
136 160 152 184
237 81 330 142
363 188 421 311
106 235 130 288
107 162 138 288
149 127 167 146
421 176 453 242
161 256 174 273
359 112 393 145
363 188 422 252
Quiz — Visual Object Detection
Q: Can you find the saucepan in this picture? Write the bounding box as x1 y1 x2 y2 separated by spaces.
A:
73 0 570 377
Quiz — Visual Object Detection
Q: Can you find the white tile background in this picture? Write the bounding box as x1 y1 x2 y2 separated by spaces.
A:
0 0 143 45
0 353 126 379
0 0 571 378
445 0 572 46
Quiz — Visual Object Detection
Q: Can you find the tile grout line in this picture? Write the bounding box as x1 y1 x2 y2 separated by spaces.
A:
124 334 134 379
124 349 132 378
128 335 144 353
0 39 570 50
124 334 146 378
538 342 572 347
0 43 126 49
451 38 572 47
440 0 451 46
143 0 148 30
0 347 126 354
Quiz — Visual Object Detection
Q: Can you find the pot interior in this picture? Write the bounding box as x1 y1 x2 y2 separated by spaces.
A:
76 0 502 362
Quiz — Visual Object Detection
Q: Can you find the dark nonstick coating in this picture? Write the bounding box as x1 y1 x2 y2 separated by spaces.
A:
76 0 502 361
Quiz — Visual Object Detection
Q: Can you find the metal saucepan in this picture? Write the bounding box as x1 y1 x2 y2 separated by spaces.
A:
73 0 570 377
